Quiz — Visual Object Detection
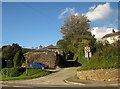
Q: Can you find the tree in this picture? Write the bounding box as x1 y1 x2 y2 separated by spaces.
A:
57 15 96 64
22 48 32 54
2 43 21 60
2 43 22 68
2 45 13 60
13 50 25 68
11 43 22 56
57 39 68 52
60 15 96 51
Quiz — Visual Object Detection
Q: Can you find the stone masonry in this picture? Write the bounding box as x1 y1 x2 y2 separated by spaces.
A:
77 68 119 81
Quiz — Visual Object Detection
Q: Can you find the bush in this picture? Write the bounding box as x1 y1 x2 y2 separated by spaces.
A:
1 68 51 81
78 41 120 71
2 67 21 77
22 68 43 76
13 50 25 67
19 68 51 79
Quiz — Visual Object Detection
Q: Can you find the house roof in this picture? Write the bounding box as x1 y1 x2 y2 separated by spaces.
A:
32 49 49 52
46 44 58 49
29 44 59 53
102 32 120 39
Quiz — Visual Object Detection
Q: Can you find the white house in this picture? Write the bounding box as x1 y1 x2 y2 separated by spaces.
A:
101 29 120 44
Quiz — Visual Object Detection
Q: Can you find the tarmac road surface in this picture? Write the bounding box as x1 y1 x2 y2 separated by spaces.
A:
1 84 119 89
2 67 78 85
1 67 119 88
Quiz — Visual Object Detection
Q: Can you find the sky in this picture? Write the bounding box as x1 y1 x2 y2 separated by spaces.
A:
2 2 118 48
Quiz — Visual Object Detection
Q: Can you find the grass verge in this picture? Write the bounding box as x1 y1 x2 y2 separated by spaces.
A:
77 56 119 71
0 68 50 81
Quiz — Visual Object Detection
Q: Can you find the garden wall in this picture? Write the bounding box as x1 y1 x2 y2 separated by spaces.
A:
77 68 119 81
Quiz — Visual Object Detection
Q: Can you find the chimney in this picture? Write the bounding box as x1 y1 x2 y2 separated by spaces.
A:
112 29 115 33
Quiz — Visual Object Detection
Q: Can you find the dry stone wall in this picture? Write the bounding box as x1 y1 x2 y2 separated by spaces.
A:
77 68 119 81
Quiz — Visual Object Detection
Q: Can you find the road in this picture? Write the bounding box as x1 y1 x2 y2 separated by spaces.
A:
2 87 119 89
1 83 119 89
1 67 119 89
2 67 78 86
1 84 119 89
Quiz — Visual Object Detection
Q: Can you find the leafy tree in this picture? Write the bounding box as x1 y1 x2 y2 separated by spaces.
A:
2 43 22 68
57 39 68 52
11 43 22 56
13 50 25 67
2 43 21 60
1 45 7 49
57 15 96 64
22 48 32 54
2 45 13 60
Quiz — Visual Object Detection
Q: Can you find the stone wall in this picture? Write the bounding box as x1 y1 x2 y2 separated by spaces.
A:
26 51 56 68
77 68 119 81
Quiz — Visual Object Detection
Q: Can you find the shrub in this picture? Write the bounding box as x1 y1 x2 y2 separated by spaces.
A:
78 41 120 71
13 50 25 67
22 68 43 76
1 68 51 81
2 67 21 77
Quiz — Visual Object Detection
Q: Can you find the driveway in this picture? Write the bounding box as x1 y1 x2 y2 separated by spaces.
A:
2 67 78 86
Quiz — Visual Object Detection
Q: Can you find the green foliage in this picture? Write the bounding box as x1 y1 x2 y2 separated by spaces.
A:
2 43 22 68
22 68 43 76
13 50 25 67
2 67 21 77
57 39 68 52
21 69 50 78
60 15 96 51
78 41 120 70
57 15 96 64
2 46 14 60
22 48 32 54
1 68 50 81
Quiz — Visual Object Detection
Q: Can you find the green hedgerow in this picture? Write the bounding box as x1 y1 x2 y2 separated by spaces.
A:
2 67 21 78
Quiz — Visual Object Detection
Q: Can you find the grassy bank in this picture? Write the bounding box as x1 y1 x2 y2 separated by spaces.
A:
78 42 120 71
78 57 119 71
0 68 50 81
